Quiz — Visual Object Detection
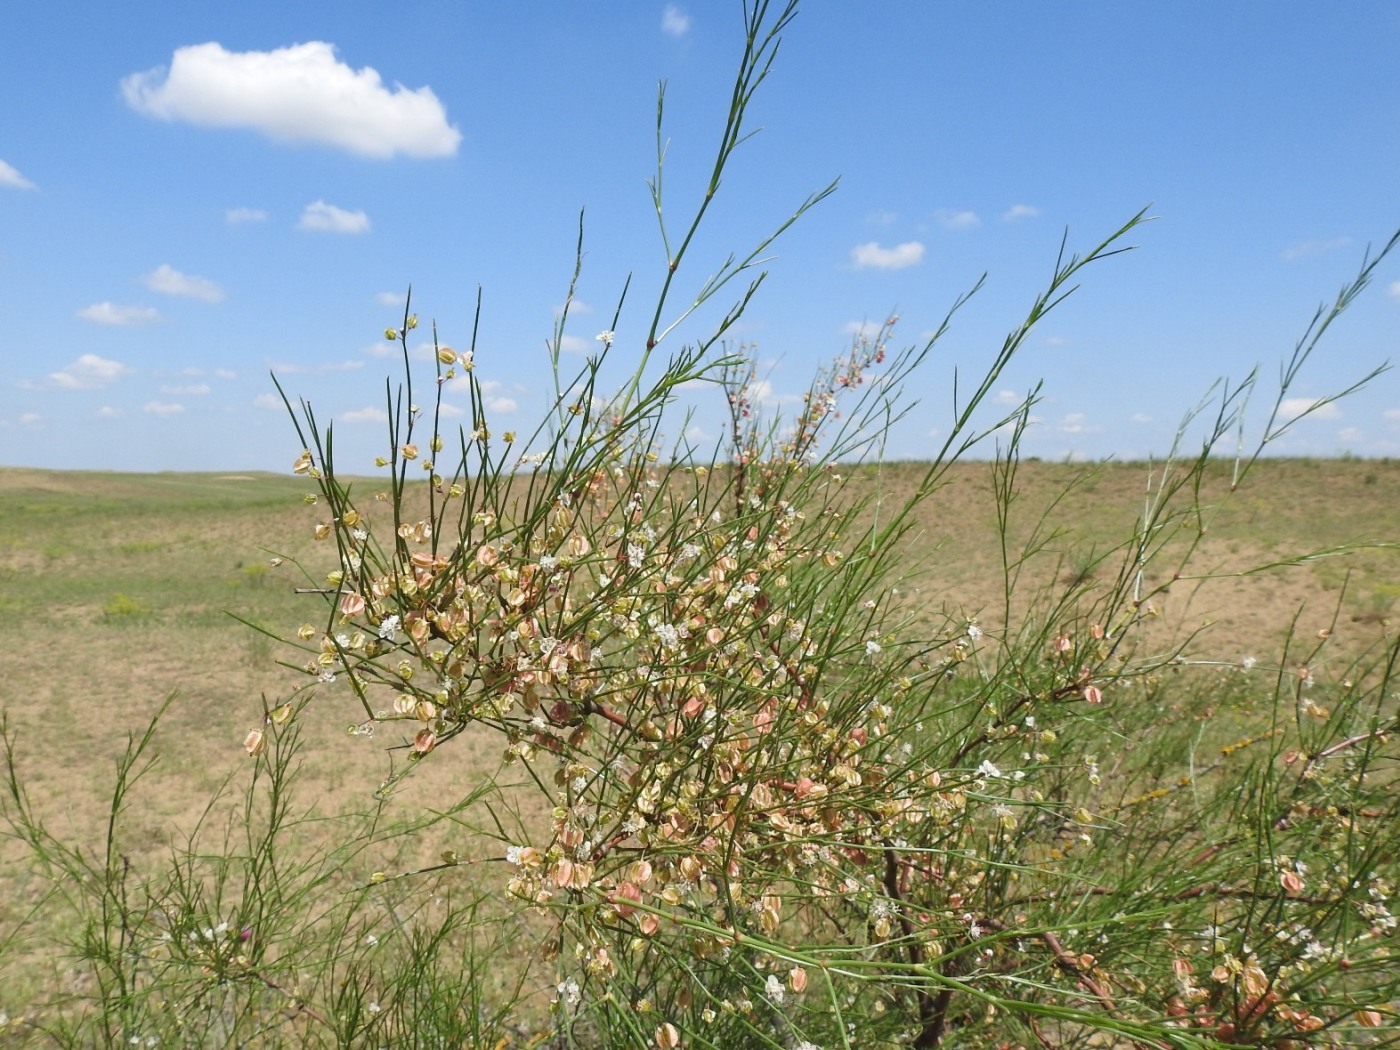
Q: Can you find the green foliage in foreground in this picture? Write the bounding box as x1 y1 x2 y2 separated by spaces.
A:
5 2 1399 1047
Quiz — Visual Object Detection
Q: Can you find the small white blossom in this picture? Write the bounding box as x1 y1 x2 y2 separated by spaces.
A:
377 615 400 641
595 330 615 347
764 973 785 1005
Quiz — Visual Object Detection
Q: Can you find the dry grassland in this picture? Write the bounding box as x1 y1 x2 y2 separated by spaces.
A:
0 458 1396 1013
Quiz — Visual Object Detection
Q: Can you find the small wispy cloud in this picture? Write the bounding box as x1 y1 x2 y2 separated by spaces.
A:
1130 412 1152 424
38 354 131 390
1057 412 1101 436
143 401 185 415
867 210 897 227
1279 397 1342 422
270 358 365 374
97 406 121 418
661 4 692 37
842 320 880 341
226 207 267 224
558 334 590 355
253 393 282 410
1002 204 1039 222
78 302 161 326
299 200 370 234
160 383 211 395
1384 408 1400 426
746 378 803 408
935 209 980 230
143 263 226 302
1283 236 1352 261
993 389 1021 406
0 160 37 190
1387 279 1400 300
376 291 407 306
851 240 924 271
340 406 389 424
484 396 518 413
122 41 461 159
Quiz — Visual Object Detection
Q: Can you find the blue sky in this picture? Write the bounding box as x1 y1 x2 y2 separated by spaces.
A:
3 2 1399 472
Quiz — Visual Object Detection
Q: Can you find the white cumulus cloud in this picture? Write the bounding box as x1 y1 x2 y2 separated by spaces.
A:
143 401 185 415
253 393 282 410
226 207 267 224
45 354 131 390
485 396 518 413
0 160 37 190
121 41 461 159
160 383 211 395
299 200 370 233
1388 279 1400 300
661 4 692 37
851 241 924 271
143 264 226 302
340 406 389 424
1002 204 1039 222
1279 397 1341 422
78 302 161 326
936 209 980 230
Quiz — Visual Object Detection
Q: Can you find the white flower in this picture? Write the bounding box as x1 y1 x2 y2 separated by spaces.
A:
865 639 882 656
764 973 785 1005
377 615 400 641
976 759 1002 779
556 977 582 1006
596 330 615 347
967 623 983 641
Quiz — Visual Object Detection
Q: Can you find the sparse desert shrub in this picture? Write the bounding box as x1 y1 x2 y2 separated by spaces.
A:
4 2 1398 1048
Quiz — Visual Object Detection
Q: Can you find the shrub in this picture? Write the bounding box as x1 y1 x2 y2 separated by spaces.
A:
5 2 1397 1047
